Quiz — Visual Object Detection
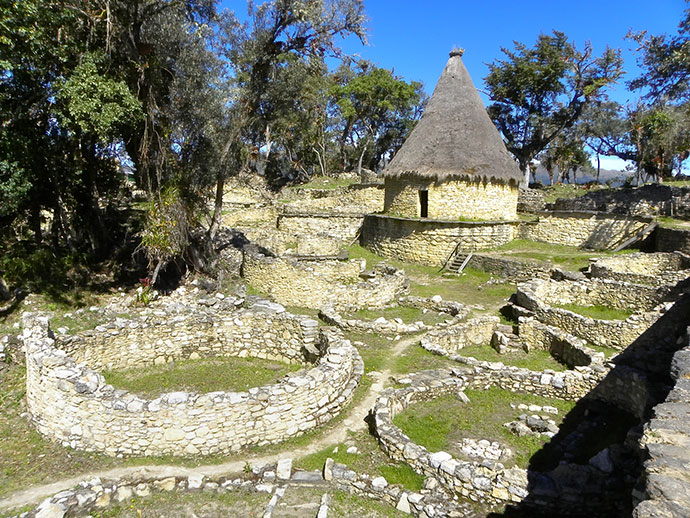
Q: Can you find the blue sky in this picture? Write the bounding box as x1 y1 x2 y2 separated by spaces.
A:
222 0 689 171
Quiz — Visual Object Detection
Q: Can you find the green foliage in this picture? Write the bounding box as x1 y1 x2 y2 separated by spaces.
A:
485 31 624 178
0 160 30 218
58 54 143 143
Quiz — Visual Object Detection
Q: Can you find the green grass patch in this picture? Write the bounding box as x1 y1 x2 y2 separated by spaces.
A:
344 332 398 373
102 356 302 397
458 345 567 372
555 303 633 321
393 387 575 467
391 343 457 374
657 216 690 229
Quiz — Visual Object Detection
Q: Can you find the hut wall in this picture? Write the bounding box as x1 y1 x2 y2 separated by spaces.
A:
383 178 518 220
361 214 516 266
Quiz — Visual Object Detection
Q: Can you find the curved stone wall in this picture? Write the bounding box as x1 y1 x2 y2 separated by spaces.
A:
383 178 519 220
590 252 690 287
361 214 517 266
515 278 667 349
241 249 408 310
372 370 621 513
23 308 363 457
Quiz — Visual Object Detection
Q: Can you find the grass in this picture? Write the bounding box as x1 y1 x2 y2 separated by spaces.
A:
657 216 690 229
555 303 634 321
344 332 399 373
540 183 608 203
102 356 302 397
458 345 568 372
296 430 424 492
391 343 457 374
393 387 575 467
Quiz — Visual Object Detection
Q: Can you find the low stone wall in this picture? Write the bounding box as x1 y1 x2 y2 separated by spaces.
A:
633 340 690 517
318 296 468 336
515 278 667 349
361 214 517 266
518 318 606 369
23 308 363 457
420 316 499 355
280 183 384 215
277 213 363 242
590 252 690 287
518 211 652 250
222 206 278 228
241 249 408 310
454 253 552 281
653 226 690 254
373 370 618 513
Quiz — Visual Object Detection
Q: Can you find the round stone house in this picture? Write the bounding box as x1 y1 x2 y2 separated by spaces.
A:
362 49 523 265
382 49 523 221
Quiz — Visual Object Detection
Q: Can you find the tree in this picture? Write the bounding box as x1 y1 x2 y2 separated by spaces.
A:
628 2 690 104
331 60 426 175
484 31 624 185
539 130 592 185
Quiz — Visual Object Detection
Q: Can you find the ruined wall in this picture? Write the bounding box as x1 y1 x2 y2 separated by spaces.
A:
454 253 552 281
23 313 363 457
361 215 516 266
280 184 384 215
590 252 690 286
653 226 690 254
383 178 518 221
420 316 499 355
633 341 690 518
519 211 652 250
241 251 408 310
515 278 665 350
277 214 363 242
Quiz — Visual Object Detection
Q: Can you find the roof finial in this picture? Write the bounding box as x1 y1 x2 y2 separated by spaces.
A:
449 48 465 58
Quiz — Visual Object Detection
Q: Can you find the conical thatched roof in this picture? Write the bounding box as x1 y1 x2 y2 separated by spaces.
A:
384 49 523 185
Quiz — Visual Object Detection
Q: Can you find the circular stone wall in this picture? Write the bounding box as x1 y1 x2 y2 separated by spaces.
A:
23 305 363 457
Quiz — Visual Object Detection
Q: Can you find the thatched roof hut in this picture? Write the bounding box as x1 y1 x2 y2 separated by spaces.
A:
382 49 522 221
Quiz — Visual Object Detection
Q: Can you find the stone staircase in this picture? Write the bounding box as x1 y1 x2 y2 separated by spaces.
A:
444 251 473 273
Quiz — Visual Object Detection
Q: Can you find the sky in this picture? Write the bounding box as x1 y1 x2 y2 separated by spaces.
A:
222 0 689 172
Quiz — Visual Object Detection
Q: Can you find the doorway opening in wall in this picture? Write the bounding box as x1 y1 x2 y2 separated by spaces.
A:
419 190 428 218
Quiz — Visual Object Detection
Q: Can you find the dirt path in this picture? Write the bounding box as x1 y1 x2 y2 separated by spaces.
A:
0 335 417 514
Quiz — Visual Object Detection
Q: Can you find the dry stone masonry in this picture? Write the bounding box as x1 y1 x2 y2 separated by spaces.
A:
22 299 363 457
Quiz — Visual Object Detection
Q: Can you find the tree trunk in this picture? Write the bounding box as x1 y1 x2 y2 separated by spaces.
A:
357 142 368 178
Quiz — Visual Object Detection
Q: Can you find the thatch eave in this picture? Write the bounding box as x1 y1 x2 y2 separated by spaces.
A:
384 168 520 188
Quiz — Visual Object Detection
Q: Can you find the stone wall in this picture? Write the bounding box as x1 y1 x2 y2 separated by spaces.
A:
515 278 668 350
517 188 546 213
23 309 363 457
518 211 652 250
383 178 519 221
373 370 620 513
361 214 517 266
653 226 690 254
241 249 408 310
419 316 499 355
590 252 690 287
549 183 690 219
280 184 384 215
633 339 690 517
518 318 606 369
318 296 468 336
454 253 552 281
277 213 363 242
